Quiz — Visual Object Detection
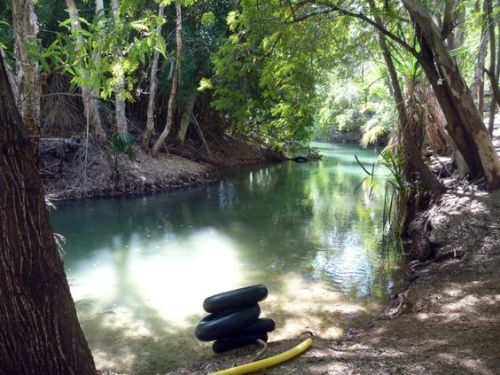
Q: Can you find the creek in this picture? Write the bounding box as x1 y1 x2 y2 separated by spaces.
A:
50 142 403 374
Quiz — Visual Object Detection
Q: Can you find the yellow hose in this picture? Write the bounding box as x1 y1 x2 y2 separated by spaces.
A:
209 338 313 375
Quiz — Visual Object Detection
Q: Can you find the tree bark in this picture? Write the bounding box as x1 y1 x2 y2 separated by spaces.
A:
177 91 197 144
142 5 165 150
439 0 468 173
12 0 40 146
486 0 497 136
402 0 500 189
422 85 450 155
470 0 490 119
152 2 182 156
369 0 444 196
0 52 96 375
1 49 18 101
95 0 104 16
111 0 127 134
66 0 106 142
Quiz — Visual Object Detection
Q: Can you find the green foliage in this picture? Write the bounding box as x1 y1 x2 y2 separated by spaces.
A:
201 11 216 27
162 0 232 106
380 147 406 193
108 132 134 182
315 67 396 145
0 20 8 49
360 100 395 147
1 0 489 159
207 0 345 151
380 146 408 236
109 132 134 158
42 6 166 100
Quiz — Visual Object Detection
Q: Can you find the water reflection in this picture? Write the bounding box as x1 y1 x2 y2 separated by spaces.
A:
51 143 402 374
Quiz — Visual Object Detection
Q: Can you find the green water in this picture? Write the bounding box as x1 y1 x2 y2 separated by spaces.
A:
51 142 402 374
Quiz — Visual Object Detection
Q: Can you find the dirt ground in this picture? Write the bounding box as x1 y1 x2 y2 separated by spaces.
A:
41 135 278 201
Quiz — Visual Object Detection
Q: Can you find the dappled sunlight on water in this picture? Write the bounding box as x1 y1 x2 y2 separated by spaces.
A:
53 143 403 374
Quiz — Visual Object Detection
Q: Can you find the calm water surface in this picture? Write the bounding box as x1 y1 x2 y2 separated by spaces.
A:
51 142 403 374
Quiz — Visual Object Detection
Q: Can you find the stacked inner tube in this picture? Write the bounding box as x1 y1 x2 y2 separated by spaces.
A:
195 284 276 353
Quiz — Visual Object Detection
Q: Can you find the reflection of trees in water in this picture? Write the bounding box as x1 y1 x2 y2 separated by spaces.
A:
54 144 401 302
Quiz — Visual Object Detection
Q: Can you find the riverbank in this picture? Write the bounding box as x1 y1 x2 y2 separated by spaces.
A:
167 142 500 374
41 135 282 201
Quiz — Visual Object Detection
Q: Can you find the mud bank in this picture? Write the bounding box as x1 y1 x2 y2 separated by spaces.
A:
41 136 281 201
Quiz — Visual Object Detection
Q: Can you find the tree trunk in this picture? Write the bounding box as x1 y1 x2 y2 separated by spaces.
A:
177 91 197 144
111 0 127 134
470 0 489 119
0 52 96 375
66 0 106 142
95 0 104 16
486 0 497 136
1 49 18 101
152 2 182 156
486 67 500 109
402 0 500 189
12 0 40 146
142 5 165 150
422 85 450 155
440 0 469 174
369 0 444 196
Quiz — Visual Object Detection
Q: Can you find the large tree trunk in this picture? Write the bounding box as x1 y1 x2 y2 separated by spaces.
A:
1 49 18 100
402 0 500 189
66 0 106 142
0 52 96 375
421 85 450 155
440 0 469 174
152 2 182 156
369 0 444 196
12 0 40 146
177 91 197 144
142 5 165 150
111 0 127 134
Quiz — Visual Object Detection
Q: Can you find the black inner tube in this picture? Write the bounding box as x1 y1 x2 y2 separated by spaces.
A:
195 304 261 341
225 318 275 338
203 284 268 314
212 333 268 353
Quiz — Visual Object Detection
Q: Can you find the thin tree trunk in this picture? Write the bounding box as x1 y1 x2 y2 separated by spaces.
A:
471 1 490 119
111 0 127 134
402 0 500 189
0 52 96 375
95 0 104 16
142 5 165 150
12 0 40 146
152 2 182 156
0 49 17 100
486 0 497 136
66 0 106 142
177 91 197 144
441 0 454 43
369 0 444 195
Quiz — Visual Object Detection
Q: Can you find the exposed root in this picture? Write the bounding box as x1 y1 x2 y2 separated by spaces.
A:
252 339 268 361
